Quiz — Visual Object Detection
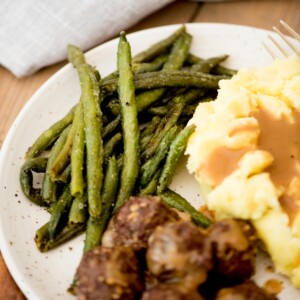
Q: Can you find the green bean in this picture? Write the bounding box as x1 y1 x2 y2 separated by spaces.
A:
147 105 169 116
84 156 118 251
140 126 178 187
49 99 82 179
20 157 48 207
103 132 122 162
114 32 140 210
35 222 85 252
48 186 74 240
164 33 192 70
136 70 226 90
101 54 168 84
77 63 103 218
140 116 161 140
68 44 86 67
68 45 103 217
132 26 186 63
25 106 75 159
70 100 85 197
106 100 120 116
68 193 87 226
101 70 227 92
84 217 102 252
132 54 168 73
143 96 184 159
104 33 192 115
187 53 237 76
101 156 119 214
140 116 161 151
191 55 228 73
42 125 71 204
159 189 212 228
102 114 121 138
158 124 195 193
212 65 237 76
54 164 71 183
103 32 192 115
147 89 205 116
133 32 192 112
139 168 162 196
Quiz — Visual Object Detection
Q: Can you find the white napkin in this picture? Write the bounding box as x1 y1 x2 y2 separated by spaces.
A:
0 0 174 78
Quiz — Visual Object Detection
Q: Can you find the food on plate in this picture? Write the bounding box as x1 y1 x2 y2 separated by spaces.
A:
141 282 204 300
75 195 276 300
215 280 278 300
20 25 230 252
146 221 212 285
207 219 257 284
101 196 179 250
76 246 144 300
186 55 300 287
19 26 238 296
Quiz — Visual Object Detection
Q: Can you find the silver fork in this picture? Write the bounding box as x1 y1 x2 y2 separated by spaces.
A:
263 20 300 59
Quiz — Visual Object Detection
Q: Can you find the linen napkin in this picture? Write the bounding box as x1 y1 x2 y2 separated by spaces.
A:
0 0 174 78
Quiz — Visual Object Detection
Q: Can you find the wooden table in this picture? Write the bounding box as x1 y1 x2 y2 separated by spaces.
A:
0 0 299 298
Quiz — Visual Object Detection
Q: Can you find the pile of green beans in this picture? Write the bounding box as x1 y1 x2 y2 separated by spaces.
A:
20 26 236 254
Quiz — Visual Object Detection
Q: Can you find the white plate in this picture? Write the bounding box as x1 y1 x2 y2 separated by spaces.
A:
0 23 299 300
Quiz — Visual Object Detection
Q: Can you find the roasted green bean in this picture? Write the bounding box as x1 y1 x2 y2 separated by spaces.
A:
191 55 228 73
158 124 195 193
48 186 74 240
78 64 103 218
140 126 178 187
139 168 162 196
49 100 82 179
102 114 121 138
70 100 85 197
35 222 85 252
159 189 212 228
68 193 87 226
42 125 71 204
113 32 140 210
84 156 118 251
101 70 226 92
25 107 75 159
103 132 122 162
20 157 48 207
133 26 186 63
143 96 184 159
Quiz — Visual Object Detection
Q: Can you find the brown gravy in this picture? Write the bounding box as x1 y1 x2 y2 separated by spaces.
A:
198 147 248 186
201 107 300 223
263 278 283 295
254 108 300 223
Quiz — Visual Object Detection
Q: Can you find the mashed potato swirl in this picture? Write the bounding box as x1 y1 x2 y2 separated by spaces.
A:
186 56 300 287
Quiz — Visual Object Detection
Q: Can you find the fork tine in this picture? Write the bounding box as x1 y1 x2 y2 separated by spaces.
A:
267 33 289 57
280 20 300 42
273 25 300 56
262 40 278 59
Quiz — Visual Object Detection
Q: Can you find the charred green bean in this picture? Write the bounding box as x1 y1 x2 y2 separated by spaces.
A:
114 32 140 210
158 124 195 193
20 157 48 207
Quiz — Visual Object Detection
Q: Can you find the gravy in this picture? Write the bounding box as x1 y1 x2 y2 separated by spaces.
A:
201 107 300 223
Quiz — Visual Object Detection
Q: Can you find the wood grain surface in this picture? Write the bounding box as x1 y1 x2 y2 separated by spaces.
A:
0 0 299 298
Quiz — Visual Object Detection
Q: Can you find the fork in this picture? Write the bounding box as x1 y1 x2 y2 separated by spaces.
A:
263 20 300 59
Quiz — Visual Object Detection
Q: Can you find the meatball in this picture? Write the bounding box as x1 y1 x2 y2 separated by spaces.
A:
146 220 212 286
208 219 257 284
75 246 143 300
215 280 278 300
102 196 179 250
141 283 204 300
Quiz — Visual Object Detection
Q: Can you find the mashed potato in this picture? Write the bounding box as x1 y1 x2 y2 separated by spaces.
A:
186 56 300 287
